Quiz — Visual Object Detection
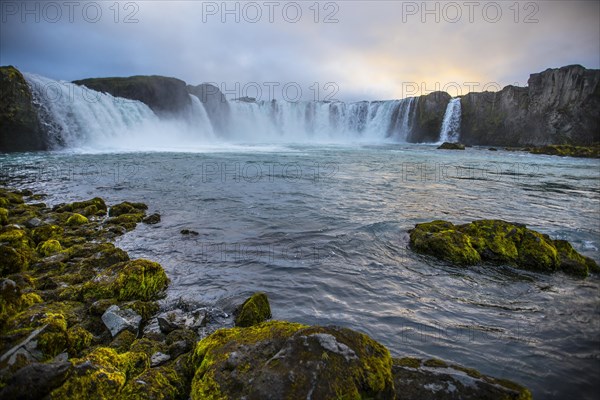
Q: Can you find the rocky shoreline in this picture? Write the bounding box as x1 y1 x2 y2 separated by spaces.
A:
0 186 537 399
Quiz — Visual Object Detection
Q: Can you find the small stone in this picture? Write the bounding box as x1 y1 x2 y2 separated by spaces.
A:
143 213 161 224
25 218 43 228
101 305 142 337
180 229 199 235
150 351 171 367
437 142 465 150
157 309 206 334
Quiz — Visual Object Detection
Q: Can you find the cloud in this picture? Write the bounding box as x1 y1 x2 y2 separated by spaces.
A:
1 0 598 101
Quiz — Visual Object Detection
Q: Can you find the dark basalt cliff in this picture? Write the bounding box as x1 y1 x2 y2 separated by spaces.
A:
73 75 191 117
187 83 231 135
0 66 46 152
408 91 451 143
459 65 599 146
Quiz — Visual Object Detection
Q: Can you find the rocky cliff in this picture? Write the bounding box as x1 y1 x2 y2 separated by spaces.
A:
460 65 600 146
408 91 451 143
0 66 47 152
187 83 230 135
73 75 191 117
1 65 598 152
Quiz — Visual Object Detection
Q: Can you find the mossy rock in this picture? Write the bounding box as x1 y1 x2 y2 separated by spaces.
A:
51 347 149 399
37 239 62 257
409 219 598 277
191 320 395 399
0 245 33 276
234 292 272 327
109 202 148 217
391 357 532 399
80 259 168 302
409 221 481 265
107 213 145 231
66 213 89 226
0 208 8 225
120 364 186 400
31 225 63 245
530 144 600 158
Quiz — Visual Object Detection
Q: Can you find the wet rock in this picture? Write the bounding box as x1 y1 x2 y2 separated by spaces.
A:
488 147 498 151
24 217 43 228
180 229 199 235
157 309 206 334
142 213 161 224
191 321 395 400
101 305 142 337
409 219 599 276
234 292 271 327
108 201 148 217
0 361 71 400
437 142 465 150
391 357 531 400
66 213 88 226
150 351 171 367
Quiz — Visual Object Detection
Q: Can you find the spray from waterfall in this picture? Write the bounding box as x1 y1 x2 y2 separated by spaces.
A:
24 73 217 152
439 98 462 143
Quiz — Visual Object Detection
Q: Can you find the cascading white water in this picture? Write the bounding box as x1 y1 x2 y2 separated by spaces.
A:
226 97 417 142
439 98 462 143
24 73 217 152
23 71 422 150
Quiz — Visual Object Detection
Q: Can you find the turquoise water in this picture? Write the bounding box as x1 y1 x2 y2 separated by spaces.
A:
2 143 599 399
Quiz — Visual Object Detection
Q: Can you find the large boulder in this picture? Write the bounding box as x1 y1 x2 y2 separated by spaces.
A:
409 219 599 277
0 66 46 152
73 75 191 117
191 321 395 399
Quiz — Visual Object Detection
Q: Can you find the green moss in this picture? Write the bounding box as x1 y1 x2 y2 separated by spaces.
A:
0 245 32 276
110 330 137 353
109 202 148 217
122 301 159 322
393 357 421 368
516 230 558 272
51 347 149 399
37 313 68 358
67 325 93 355
235 292 272 327
409 221 481 265
107 213 145 230
423 358 448 368
129 337 168 358
191 321 394 400
409 219 594 277
37 239 62 256
0 207 8 225
458 220 520 262
554 239 598 277
115 259 169 301
66 213 89 226
120 365 184 400
31 224 63 244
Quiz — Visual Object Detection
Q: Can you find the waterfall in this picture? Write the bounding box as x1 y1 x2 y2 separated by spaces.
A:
439 98 462 143
22 71 422 150
24 73 216 151
225 98 417 142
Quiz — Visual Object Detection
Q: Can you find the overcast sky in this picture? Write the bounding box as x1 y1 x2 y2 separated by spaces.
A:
1 0 598 101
